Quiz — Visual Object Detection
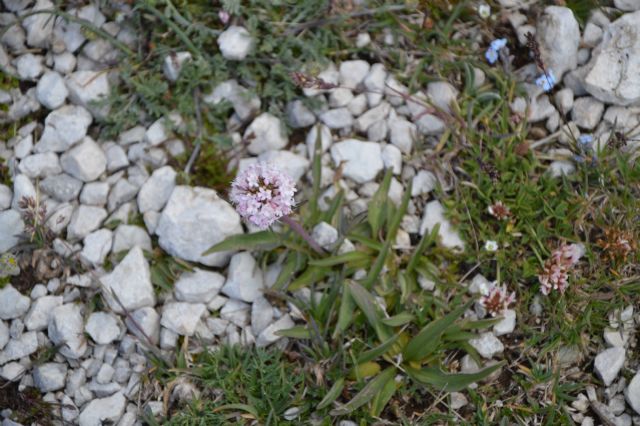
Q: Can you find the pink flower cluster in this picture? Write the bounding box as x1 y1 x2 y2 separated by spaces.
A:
538 243 585 295
479 282 516 316
230 162 296 229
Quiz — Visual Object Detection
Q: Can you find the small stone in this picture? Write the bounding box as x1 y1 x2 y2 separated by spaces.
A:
36 105 92 153
125 307 160 345
419 200 464 251
67 205 107 240
220 299 250 327
330 139 383 183
594 347 625 386
104 143 128 173
65 70 110 118
174 268 224 304
80 182 109 206
33 362 67 392
381 144 402 175
96 363 115 385
203 80 261 122
85 312 121 345
626 372 640 415
339 60 370 90
257 150 309 183
363 64 387 107
411 171 437 196
256 314 294 348
23 0 55 48
329 88 354 108
251 297 273 336
283 407 301 421
156 186 243 267
15 53 43 80
286 100 316 128
469 332 504 359
347 94 368 116
604 328 629 348
427 81 458 114
0 285 30 320
163 51 192 81
36 71 68 109
554 88 574 115
111 225 152 253
221 252 265 303
48 303 87 359
217 26 253 60
311 222 338 249
305 124 332 159
0 331 38 364
24 295 63 331
18 152 61 179
38 174 82 203
244 113 288 155
536 6 580 78
53 51 76 74
161 302 207 336
450 392 468 410
415 114 446 135
355 102 391 133
493 310 516 336
572 97 605 130
0 361 25 381
60 137 107 182
11 174 36 210
319 108 354 129
100 246 156 314
80 229 113 265
78 392 126 426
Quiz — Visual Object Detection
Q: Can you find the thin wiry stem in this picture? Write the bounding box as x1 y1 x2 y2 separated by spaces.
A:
281 215 325 254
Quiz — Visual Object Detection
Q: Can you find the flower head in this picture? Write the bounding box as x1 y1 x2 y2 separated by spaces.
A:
230 162 296 229
485 38 507 64
478 4 491 19
485 240 499 252
538 242 584 295
479 281 516 316
487 201 511 220
578 134 593 146
535 69 556 92
218 10 230 25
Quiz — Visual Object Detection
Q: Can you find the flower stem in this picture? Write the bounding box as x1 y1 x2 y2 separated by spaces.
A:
281 216 325 254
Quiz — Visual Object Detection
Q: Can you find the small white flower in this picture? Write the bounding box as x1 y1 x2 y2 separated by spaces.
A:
478 4 491 19
484 240 499 252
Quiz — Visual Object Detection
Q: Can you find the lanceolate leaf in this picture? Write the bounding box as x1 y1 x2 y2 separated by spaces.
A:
202 231 280 255
368 169 393 236
405 362 505 392
348 281 392 342
370 375 398 417
308 251 370 267
329 367 396 416
333 283 355 339
275 325 311 339
381 312 415 327
317 378 345 410
403 299 473 362
357 332 400 364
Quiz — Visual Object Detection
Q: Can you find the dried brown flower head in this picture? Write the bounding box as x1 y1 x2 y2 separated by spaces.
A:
487 201 512 220
290 72 337 90
597 228 636 264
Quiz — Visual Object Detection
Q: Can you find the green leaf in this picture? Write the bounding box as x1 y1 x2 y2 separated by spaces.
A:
272 253 304 290
368 169 393 236
317 378 344 410
405 362 505 392
361 239 391 289
370 375 398 417
202 231 280 255
308 251 370 267
348 281 392 342
357 332 400 364
386 180 412 240
333 283 355 339
276 325 311 339
381 312 415 327
403 299 473 362
406 224 440 275
330 367 396 416
288 265 327 291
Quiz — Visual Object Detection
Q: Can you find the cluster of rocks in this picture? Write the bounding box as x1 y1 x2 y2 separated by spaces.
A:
566 305 640 426
501 3 640 175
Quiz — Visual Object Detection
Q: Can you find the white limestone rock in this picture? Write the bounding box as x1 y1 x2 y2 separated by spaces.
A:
174 268 224 304
36 105 92 153
419 200 464 251
160 302 207 336
330 139 383 183
60 137 107 182
156 186 243 267
536 6 580 78
217 26 253 60
221 252 265 303
48 303 87 359
244 113 288 155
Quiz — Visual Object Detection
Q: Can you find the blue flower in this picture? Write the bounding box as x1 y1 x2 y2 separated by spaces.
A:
535 69 556 92
490 38 507 51
485 38 507 64
578 134 593 146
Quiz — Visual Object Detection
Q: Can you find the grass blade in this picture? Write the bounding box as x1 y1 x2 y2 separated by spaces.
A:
308 251 370 267
368 169 393 236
